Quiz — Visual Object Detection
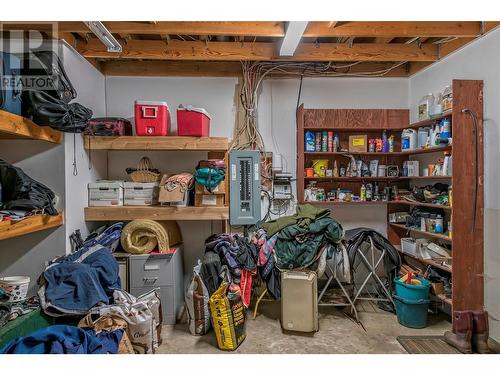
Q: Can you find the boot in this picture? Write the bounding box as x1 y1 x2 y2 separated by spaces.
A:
472 310 491 354
444 310 473 353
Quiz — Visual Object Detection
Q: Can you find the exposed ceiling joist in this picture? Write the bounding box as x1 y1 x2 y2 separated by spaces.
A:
79 39 437 62
304 21 481 38
57 21 285 37
101 60 408 77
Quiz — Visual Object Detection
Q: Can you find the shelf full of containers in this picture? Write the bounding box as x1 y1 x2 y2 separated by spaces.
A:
296 80 484 320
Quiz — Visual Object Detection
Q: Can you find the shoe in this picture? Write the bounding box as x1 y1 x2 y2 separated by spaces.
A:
472 310 491 354
444 310 473 353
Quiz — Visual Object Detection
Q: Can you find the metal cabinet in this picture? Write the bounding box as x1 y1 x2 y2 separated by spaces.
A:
128 246 184 325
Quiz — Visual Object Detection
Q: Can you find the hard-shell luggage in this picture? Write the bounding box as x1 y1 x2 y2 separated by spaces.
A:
281 270 319 333
0 52 22 115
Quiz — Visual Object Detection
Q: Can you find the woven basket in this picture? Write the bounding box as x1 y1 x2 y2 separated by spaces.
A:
128 157 161 183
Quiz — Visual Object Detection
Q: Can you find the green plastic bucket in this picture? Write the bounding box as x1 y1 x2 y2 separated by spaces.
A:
393 295 430 329
394 276 430 300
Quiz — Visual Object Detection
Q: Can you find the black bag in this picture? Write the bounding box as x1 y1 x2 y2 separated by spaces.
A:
26 90 92 133
21 51 76 107
0 159 57 215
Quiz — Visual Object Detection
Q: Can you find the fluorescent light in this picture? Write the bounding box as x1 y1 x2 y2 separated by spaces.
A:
84 21 122 53
279 21 308 56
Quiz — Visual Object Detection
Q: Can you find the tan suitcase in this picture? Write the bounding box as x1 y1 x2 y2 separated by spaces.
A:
281 270 318 333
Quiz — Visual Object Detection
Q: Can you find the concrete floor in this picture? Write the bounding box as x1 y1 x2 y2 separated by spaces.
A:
157 302 451 354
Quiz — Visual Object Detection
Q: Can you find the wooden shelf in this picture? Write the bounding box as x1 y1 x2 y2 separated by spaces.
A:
405 110 453 130
432 293 453 306
395 246 452 273
390 223 451 243
84 206 229 221
408 176 452 180
389 200 451 210
84 135 228 151
304 145 451 157
305 176 408 182
0 110 62 144
400 145 452 155
303 200 389 206
0 212 64 241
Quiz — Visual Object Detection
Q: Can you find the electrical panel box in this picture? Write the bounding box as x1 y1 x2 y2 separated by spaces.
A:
229 150 261 225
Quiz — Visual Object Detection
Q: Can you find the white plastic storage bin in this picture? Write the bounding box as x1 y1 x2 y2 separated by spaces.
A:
88 181 124 207
401 237 429 257
124 182 159 206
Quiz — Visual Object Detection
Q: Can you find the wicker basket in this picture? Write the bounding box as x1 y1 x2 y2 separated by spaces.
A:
128 157 161 183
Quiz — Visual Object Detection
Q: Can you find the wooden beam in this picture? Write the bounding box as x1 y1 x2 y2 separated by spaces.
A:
484 21 500 33
439 37 475 58
101 60 408 77
407 62 433 76
304 21 481 38
80 39 437 62
58 21 285 37
101 60 242 77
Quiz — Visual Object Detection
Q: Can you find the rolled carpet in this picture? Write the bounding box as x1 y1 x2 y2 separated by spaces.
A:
120 220 182 254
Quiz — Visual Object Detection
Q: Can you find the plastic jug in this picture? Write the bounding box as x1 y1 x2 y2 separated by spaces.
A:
418 93 435 121
417 127 429 149
401 129 417 151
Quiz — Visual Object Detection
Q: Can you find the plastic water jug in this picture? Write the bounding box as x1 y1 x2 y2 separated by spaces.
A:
417 127 429 149
401 129 417 151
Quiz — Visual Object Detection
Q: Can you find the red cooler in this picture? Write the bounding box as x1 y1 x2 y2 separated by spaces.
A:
135 100 170 136
177 106 211 137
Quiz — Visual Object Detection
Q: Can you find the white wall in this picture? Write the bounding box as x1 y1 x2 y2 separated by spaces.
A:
104 76 408 273
409 28 500 341
62 43 107 251
0 41 106 296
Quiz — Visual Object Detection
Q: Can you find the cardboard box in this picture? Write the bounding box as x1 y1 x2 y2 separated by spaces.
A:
349 135 368 152
158 174 187 204
88 180 124 207
195 181 226 195
194 194 225 207
124 182 159 206
431 282 445 296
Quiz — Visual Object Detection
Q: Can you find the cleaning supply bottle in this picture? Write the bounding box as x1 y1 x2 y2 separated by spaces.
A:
388 135 395 153
305 131 316 152
382 130 389 152
333 160 339 177
429 124 440 147
333 134 340 152
441 118 451 140
360 184 366 201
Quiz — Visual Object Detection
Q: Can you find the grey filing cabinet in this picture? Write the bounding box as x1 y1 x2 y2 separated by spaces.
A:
128 245 184 325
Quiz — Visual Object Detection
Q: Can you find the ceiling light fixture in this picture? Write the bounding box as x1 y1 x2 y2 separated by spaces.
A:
84 21 122 53
279 21 308 56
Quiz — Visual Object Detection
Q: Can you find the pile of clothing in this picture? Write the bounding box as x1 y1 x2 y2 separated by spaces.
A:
0 294 39 328
205 233 259 308
257 204 344 298
2 222 163 354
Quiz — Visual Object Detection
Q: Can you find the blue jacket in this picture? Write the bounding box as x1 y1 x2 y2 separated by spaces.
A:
1 325 122 354
38 244 121 317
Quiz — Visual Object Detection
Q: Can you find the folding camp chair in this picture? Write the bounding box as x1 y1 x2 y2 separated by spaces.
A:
350 235 395 308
